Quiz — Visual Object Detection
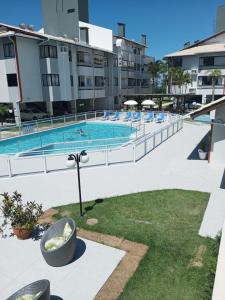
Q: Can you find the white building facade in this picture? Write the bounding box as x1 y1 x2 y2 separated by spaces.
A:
0 0 152 123
165 32 225 104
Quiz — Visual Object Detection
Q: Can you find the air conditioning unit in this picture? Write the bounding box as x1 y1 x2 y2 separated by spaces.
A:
191 69 197 74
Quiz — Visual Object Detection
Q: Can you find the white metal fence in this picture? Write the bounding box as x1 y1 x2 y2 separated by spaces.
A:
0 114 183 178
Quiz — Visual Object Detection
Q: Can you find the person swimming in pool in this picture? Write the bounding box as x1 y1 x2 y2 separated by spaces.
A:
77 129 85 136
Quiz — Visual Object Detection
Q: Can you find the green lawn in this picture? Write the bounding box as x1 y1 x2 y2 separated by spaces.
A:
55 189 219 300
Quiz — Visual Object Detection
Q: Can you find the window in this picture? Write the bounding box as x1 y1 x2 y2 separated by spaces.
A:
141 79 149 87
171 57 182 67
200 56 225 67
67 8 75 13
69 50 72 62
95 76 104 87
94 54 104 66
3 43 15 58
122 78 127 89
114 96 119 105
70 75 74 87
137 79 141 86
7 74 17 87
104 56 108 67
114 77 118 86
113 58 118 67
78 76 93 88
40 45 57 59
42 74 60 86
128 78 136 87
80 28 89 44
79 76 85 87
198 76 223 86
77 51 92 65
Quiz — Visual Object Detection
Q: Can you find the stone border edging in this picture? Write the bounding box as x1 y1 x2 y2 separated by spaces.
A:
78 228 149 300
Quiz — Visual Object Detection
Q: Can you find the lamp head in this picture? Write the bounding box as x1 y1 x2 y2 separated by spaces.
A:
66 155 76 168
80 150 89 164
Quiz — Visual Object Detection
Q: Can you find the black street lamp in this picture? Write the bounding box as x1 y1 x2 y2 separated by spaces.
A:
66 150 89 217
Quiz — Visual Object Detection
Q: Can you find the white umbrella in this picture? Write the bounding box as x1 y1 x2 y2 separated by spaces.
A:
124 100 138 106
141 99 155 106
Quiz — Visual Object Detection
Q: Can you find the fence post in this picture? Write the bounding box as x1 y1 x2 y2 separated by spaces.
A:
85 113 87 121
153 133 156 148
95 111 97 120
51 118 53 128
43 156 47 173
36 120 38 132
144 136 147 155
7 158 12 177
64 116 66 124
105 146 109 166
133 143 136 163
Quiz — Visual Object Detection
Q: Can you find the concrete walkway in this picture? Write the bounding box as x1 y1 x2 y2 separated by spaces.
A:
0 121 224 237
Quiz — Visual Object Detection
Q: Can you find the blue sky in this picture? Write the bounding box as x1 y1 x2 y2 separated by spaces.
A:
0 0 225 59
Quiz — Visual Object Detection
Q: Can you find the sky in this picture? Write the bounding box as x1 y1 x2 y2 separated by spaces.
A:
0 0 225 59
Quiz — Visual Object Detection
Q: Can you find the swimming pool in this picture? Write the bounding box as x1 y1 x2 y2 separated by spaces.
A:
194 114 210 123
0 122 136 156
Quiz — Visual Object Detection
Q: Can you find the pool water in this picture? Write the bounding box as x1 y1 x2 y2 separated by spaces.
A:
194 114 210 123
0 122 135 156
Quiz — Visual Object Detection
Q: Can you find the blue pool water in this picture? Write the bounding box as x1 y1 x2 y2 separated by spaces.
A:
0 122 135 156
194 114 210 123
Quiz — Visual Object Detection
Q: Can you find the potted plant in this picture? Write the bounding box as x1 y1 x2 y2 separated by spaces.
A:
198 141 208 160
0 191 43 239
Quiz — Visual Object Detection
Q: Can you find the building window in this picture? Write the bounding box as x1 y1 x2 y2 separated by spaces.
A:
141 79 149 87
114 96 119 105
70 75 74 87
199 56 225 67
122 78 127 89
67 8 75 13
171 57 182 67
128 78 136 87
104 56 109 67
198 76 223 86
114 77 118 86
7 74 18 87
3 43 15 58
78 76 93 88
80 27 89 44
42 74 60 86
94 54 104 67
77 51 92 65
40 45 57 59
95 76 104 87
137 79 141 86
69 50 72 62
113 58 118 67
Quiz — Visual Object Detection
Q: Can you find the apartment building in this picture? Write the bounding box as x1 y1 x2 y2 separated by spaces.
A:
165 32 225 104
0 0 152 123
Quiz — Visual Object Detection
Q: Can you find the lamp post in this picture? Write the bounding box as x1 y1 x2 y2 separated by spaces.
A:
66 150 89 217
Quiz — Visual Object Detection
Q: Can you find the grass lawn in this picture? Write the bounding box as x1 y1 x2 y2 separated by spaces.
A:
54 189 219 300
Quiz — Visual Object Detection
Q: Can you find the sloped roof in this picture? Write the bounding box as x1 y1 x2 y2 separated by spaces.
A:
165 43 225 58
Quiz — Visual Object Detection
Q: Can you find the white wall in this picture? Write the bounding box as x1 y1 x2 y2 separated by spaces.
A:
17 37 43 102
79 21 113 52
211 106 225 164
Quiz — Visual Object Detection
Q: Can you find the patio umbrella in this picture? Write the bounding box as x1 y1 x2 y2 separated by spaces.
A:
124 100 138 106
141 99 156 106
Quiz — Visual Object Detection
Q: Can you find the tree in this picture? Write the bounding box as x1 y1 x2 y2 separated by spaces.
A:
148 60 163 92
208 69 222 102
0 105 9 126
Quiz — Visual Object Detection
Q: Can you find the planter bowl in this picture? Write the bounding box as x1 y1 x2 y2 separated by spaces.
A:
198 149 207 160
7 279 50 300
13 227 33 240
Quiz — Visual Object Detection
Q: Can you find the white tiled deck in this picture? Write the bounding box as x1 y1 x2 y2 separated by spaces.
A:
0 229 125 300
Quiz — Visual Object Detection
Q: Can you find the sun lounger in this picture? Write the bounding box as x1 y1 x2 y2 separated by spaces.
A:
124 111 132 121
145 111 154 123
156 112 165 123
132 112 141 122
111 111 120 121
102 111 110 121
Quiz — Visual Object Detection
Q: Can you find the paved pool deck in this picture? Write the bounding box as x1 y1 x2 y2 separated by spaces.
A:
0 121 224 238
0 226 125 300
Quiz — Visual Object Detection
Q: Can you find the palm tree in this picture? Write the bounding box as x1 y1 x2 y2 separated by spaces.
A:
148 60 163 92
208 69 222 102
0 105 9 126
